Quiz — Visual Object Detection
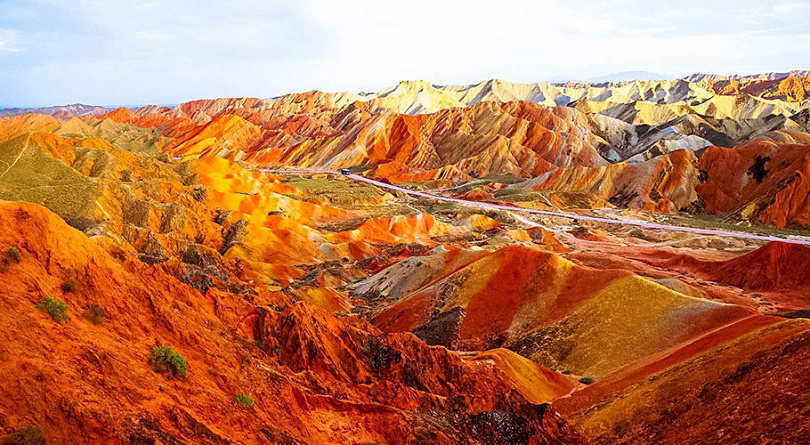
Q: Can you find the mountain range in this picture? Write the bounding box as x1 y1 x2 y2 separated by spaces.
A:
1 71 809 444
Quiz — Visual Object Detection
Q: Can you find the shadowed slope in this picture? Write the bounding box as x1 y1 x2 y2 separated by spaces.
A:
370 245 753 378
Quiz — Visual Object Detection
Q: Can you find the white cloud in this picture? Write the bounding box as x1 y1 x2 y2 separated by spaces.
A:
1 0 808 106
0 28 22 52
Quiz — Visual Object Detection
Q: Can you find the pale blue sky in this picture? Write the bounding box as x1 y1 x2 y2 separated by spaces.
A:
1 0 809 107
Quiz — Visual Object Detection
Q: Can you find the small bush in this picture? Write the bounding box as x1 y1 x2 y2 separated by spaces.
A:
191 186 207 202
61 279 79 293
83 304 106 325
254 339 268 352
234 393 253 408
579 376 595 384
36 297 69 324
149 346 187 379
5 247 22 263
2 425 45 445
120 169 133 182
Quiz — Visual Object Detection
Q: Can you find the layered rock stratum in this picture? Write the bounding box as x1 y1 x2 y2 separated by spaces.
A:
1 73 809 444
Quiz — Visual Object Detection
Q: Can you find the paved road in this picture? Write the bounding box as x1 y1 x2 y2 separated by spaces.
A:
264 168 810 246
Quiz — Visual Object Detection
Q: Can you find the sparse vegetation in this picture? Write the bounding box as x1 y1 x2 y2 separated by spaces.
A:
5 246 21 263
579 376 595 384
61 279 79 293
234 393 253 407
281 175 386 207
2 426 45 445
191 186 207 202
2 246 22 271
36 297 69 324
254 339 268 352
319 217 367 232
120 169 133 182
83 304 106 325
149 346 187 379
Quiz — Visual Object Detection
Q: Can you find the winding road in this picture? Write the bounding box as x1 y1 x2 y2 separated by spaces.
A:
264 168 810 246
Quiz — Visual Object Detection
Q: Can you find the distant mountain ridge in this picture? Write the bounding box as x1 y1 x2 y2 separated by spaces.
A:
0 103 109 119
684 70 810 82
5 70 809 117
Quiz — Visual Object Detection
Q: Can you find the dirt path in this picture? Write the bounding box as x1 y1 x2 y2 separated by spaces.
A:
263 168 810 246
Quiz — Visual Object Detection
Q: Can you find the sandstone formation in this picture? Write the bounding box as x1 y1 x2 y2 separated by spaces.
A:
2 72 809 444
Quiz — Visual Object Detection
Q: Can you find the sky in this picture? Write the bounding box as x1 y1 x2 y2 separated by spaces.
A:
1 0 809 107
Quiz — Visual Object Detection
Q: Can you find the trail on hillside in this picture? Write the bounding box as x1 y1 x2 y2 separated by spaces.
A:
263 168 810 245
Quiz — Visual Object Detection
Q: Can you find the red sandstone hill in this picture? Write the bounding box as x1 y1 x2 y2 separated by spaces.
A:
2 73 810 444
0 200 585 444
708 242 810 292
697 139 810 227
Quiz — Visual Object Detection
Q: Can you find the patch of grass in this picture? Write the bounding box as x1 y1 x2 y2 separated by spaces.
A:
254 339 269 352
669 213 810 239
579 376 595 384
491 188 551 203
36 297 69 324
5 246 21 263
410 198 477 218
234 393 253 408
61 279 79 293
2 426 45 445
83 304 106 325
282 175 386 207
319 217 367 232
149 346 187 379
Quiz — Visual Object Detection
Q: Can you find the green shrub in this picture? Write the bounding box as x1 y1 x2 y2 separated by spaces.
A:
1 247 22 272
5 247 21 263
36 297 69 324
83 304 106 325
61 279 78 293
149 346 187 379
2 425 45 445
234 393 253 408
579 376 595 384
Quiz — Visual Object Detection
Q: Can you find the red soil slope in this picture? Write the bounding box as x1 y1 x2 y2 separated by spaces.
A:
0 201 586 444
697 139 810 227
707 241 810 292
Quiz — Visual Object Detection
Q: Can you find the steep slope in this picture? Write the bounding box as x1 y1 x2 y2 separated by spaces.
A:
706 241 810 292
515 149 701 212
0 201 586 444
226 101 612 183
556 317 810 444
697 139 810 227
367 245 753 378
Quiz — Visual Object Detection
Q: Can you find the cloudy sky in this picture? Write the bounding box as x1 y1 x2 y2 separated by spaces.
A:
1 0 808 107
